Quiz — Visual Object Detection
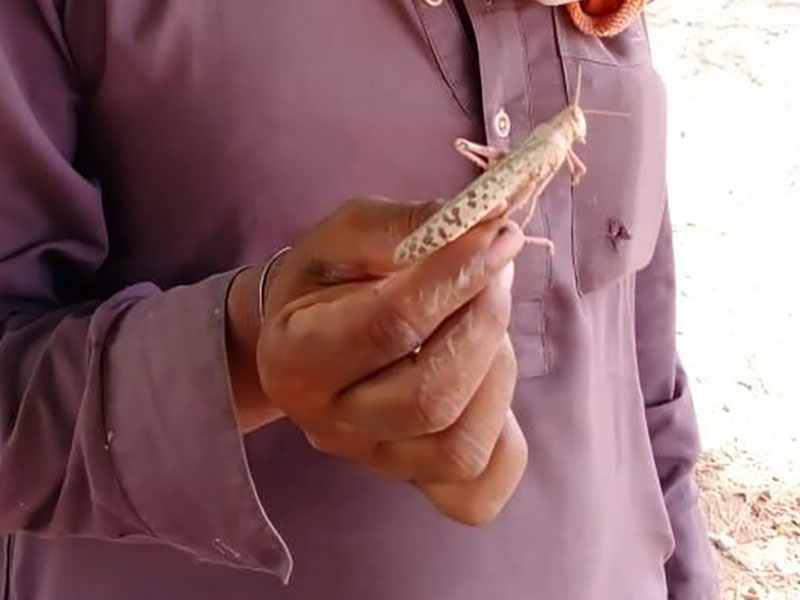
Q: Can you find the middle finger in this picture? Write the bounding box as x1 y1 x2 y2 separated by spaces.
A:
371 334 518 483
335 263 515 440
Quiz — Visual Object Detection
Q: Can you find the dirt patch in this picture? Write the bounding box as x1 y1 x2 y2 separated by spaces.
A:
697 450 800 599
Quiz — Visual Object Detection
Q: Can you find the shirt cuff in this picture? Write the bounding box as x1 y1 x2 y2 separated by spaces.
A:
103 269 292 582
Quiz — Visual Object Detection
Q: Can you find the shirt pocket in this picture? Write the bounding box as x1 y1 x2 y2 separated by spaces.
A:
554 9 667 294
509 300 549 380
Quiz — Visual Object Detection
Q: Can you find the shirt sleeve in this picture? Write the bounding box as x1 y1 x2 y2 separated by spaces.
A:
634 200 719 600
0 0 291 581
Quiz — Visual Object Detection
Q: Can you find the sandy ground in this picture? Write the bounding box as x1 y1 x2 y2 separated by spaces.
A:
647 1 800 598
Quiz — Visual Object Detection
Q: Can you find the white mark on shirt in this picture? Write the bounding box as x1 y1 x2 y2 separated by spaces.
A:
213 538 242 561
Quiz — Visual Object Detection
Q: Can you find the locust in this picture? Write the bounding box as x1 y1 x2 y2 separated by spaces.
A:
394 73 592 266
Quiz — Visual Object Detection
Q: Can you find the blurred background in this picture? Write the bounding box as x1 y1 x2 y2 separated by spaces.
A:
648 1 800 598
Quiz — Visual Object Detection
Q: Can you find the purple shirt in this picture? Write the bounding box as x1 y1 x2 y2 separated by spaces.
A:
0 1 718 598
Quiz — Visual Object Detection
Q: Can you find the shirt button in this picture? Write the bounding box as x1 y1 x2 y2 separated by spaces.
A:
423 0 444 6
494 109 511 139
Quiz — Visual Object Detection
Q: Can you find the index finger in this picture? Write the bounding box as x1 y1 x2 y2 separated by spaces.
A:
278 217 523 392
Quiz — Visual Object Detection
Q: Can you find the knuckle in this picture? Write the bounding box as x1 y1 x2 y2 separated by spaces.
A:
367 300 423 357
304 432 326 452
367 446 409 482
481 292 512 333
304 431 335 455
411 383 463 434
506 423 529 465
342 196 369 214
498 336 518 379
454 499 503 528
436 425 492 482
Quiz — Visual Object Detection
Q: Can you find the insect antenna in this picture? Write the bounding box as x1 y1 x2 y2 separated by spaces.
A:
583 109 631 118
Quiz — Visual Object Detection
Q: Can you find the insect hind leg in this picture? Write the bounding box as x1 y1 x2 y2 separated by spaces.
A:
453 138 507 170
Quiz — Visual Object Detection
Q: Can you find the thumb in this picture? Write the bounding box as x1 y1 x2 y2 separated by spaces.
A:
335 196 445 274
262 197 446 311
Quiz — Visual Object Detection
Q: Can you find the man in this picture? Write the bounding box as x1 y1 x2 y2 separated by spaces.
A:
0 1 718 598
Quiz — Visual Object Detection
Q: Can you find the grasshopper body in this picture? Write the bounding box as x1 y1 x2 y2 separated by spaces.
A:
394 102 588 266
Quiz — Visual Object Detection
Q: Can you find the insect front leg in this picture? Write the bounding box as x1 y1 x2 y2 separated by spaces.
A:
453 138 507 170
566 149 587 185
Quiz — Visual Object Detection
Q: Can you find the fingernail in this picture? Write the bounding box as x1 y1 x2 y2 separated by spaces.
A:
499 262 515 291
493 220 521 243
488 221 522 269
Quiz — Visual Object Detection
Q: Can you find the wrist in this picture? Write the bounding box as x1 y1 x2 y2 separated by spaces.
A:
226 266 279 433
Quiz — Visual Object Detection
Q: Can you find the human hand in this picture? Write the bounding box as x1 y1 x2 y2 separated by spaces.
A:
231 196 527 525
